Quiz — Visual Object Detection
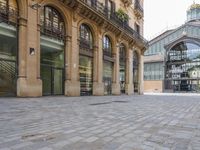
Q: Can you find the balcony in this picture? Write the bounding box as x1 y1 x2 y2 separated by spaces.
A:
134 0 143 19
0 1 18 26
61 0 148 49
40 23 66 41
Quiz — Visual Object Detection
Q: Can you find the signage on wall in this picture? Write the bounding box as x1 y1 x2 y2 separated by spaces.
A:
30 48 35 55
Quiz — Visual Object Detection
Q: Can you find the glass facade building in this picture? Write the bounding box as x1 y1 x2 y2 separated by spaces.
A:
144 3 200 93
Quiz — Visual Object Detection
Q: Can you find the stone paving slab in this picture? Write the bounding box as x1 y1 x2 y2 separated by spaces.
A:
0 95 200 150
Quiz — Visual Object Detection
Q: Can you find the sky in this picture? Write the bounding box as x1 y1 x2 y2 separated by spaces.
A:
144 0 200 40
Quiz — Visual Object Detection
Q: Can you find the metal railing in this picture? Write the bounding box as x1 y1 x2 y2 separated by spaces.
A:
79 38 93 53
0 1 18 26
40 23 66 41
80 0 148 45
103 49 112 57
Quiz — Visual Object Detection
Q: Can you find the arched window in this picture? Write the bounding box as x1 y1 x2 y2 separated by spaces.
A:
40 6 65 40
167 42 200 61
40 6 65 96
103 35 112 57
79 24 94 96
119 44 126 94
165 41 200 92
103 35 113 95
79 24 93 51
0 0 18 25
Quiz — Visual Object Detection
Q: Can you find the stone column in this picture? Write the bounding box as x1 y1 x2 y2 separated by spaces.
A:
139 53 144 95
65 21 80 96
17 17 27 92
112 44 120 95
125 49 133 95
17 5 42 97
93 35 104 96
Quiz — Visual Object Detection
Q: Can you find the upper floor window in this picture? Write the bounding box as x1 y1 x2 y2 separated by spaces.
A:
168 42 200 62
119 44 126 63
0 0 18 25
40 6 65 40
133 51 139 68
80 24 93 50
103 35 112 57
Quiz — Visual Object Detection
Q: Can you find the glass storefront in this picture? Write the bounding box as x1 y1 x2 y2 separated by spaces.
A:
0 0 18 96
41 49 64 95
103 35 113 95
79 24 94 96
165 41 200 92
40 6 65 96
119 44 126 94
103 61 112 95
133 51 139 93
79 56 93 95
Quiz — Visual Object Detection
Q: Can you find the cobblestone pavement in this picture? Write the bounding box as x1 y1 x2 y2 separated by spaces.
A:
0 95 200 150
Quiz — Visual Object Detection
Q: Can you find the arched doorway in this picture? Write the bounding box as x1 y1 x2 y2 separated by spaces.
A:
79 24 94 96
133 51 139 93
0 0 18 96
40 6 65 96
103 35 113 95
119 44 126 94
165 41 200 92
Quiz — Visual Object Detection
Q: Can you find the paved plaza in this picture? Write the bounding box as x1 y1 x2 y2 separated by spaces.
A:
0 94 200 150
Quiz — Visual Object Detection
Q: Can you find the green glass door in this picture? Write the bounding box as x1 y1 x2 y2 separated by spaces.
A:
103 61 112 95
40 45 64 96
41 65 64 96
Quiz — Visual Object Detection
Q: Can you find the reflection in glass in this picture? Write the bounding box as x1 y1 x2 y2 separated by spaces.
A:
40 6 65 96
103 35 113 95
103 61 112 95
0 0 18 96
133 51 139 93
79 24 94 96
166 41 200 92
119 44 126 94
79 56 93 96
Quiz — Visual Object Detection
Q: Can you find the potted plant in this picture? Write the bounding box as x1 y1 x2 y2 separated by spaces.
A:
115 9 129 23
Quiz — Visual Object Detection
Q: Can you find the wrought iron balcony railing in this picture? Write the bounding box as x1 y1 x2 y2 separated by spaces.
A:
103 49 112 57
40 23 66 41
79 38 93 52
0 1 18 26
80 0 148 46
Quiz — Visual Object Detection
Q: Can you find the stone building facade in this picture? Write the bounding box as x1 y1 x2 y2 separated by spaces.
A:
0 0 147 97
